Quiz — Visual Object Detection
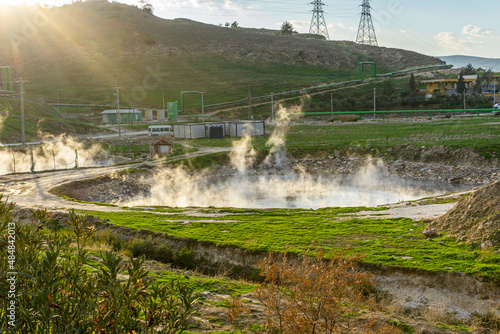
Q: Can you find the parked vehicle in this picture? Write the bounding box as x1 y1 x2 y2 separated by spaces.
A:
148 125 174 136
493 104 500 115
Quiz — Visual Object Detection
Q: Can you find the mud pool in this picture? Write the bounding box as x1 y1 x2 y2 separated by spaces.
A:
122 172 471 209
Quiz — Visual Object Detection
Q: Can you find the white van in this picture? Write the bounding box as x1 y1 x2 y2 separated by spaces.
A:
148 125 174 137
493 104 500 115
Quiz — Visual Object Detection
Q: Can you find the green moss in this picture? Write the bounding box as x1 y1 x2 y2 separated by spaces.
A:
79 207 500 280
60 195 118 207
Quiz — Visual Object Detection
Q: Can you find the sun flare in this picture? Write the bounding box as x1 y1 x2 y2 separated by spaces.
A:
0 0 70 6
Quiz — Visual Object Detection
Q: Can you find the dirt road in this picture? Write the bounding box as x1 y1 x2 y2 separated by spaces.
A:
0 146 232 212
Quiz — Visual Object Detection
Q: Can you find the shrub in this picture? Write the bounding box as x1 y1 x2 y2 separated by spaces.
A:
0 196 198 333
174 246 196 267
255 246 402 333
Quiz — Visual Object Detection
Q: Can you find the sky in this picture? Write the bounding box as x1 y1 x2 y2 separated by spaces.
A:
1 0 499 58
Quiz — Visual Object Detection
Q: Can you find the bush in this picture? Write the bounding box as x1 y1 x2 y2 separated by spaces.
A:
254 247 402 333
0 196 198 333
174 246 196 267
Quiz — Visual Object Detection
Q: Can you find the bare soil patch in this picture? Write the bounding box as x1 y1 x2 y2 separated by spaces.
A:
425 180 500 248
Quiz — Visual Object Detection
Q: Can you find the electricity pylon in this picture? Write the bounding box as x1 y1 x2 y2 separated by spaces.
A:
309 0 329 40
356 0 378 46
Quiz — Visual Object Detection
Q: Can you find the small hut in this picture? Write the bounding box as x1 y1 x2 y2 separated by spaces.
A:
150 138 174 158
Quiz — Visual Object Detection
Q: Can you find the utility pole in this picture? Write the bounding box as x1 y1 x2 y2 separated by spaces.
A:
271 92 275 121
16 79 30 145
201 92 205 123
247 85 252 119
57 89 62 113
494 83 497 106
114 87 121 136
330 93 333 113
309 0 329 40
463 89 466 110
162 89 166 120
356 0 378 46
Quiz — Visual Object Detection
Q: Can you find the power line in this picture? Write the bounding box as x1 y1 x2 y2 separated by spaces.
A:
356 0 377 46
309 0 329 40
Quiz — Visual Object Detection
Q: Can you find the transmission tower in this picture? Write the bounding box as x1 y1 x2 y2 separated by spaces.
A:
356 0 378 46
309 0 329 40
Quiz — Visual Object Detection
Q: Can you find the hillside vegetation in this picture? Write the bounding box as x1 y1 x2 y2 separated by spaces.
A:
0 97 100 142
0 1 443 108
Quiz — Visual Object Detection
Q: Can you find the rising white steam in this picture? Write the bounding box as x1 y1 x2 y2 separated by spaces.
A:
123 104 451 209
229 134 256 174
125 158 449 209
0 135 109 175
264 104 292 167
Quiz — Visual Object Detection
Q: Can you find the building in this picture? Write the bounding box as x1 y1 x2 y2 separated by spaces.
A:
150 138 174 158
482 74 500 99
422 75 478 97
173 121 265 139
101 109 142 124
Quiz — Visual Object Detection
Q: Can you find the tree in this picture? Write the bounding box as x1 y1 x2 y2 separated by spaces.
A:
224 22 230 28
280 21 295 36
474 75 483 95
382 79 395 96
483 68 494 85
142 3 153 14
457 71 466 95
230 21 239 28
463 63 476 75
409 73 417 94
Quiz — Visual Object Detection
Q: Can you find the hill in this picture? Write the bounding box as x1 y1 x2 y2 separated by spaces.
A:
0 96 101 143
0 1 443 108
439 55 500 71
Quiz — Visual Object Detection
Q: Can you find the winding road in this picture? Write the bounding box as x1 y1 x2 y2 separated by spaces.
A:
0 145 233 213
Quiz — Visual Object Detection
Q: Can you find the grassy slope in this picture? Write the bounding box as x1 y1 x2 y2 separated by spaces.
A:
0 97 100 142
0 2 443 108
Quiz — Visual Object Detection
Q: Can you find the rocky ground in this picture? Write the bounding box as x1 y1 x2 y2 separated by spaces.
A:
425 180 500 249
258 156 500 185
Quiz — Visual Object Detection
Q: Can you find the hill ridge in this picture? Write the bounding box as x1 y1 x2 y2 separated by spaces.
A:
0 2 443 106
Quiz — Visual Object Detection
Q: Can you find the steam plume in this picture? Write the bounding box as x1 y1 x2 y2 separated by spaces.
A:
0 135 109 175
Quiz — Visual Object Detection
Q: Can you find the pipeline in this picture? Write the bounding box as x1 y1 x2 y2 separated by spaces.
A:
203 64 452 112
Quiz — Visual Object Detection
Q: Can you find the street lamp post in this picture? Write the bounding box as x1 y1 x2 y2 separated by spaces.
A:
201 92 205 123
271 92 275 121
114 87 121 136
16 79 30 145
57 89 62 113
494 83 497 106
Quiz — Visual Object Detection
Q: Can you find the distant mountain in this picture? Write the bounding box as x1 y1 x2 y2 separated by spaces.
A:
439 55 500 71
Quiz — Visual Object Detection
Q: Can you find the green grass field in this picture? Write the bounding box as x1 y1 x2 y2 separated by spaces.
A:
81 206 500 280
186 116 500 161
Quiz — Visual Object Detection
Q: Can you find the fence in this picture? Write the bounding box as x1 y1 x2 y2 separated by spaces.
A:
3 148 80 175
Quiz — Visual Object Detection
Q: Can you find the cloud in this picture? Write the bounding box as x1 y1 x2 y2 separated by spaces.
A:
434 31 482 51
462 24 496 37
325 22 357 40
223 0 241 11
152 0 216 11
287 20 309 32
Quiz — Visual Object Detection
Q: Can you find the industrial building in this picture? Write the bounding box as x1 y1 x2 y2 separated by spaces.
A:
101 109 142 124
174 121 265 139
